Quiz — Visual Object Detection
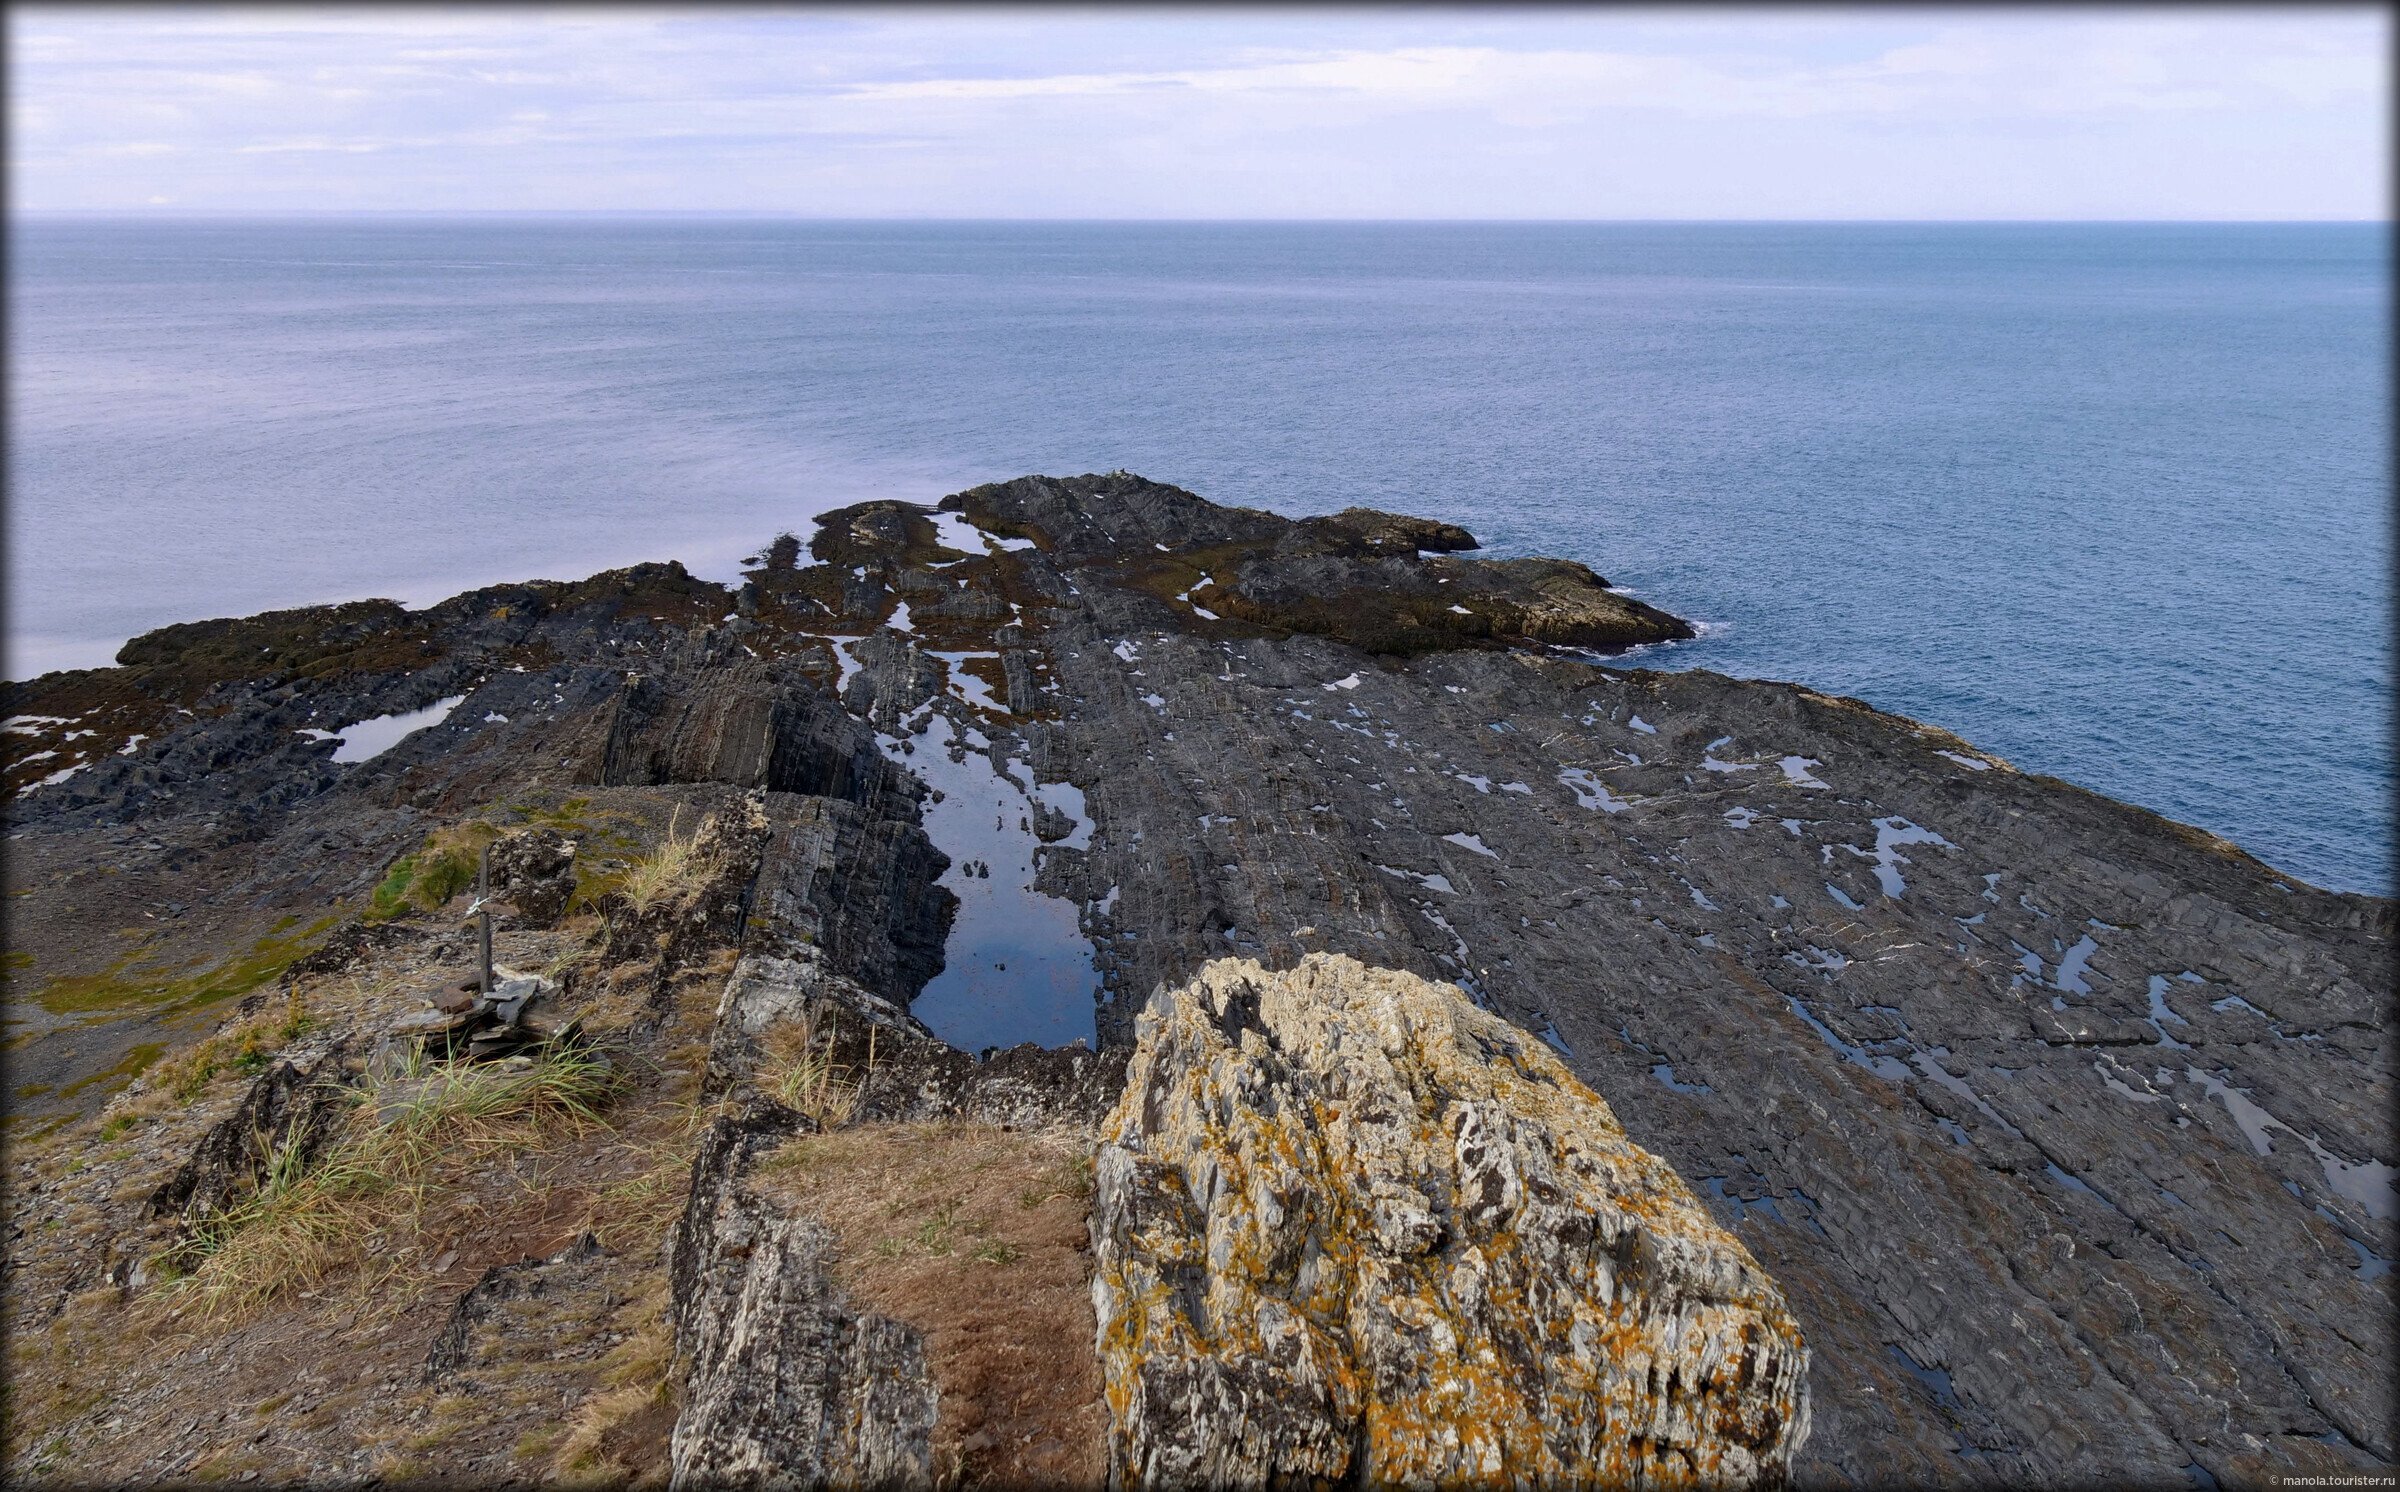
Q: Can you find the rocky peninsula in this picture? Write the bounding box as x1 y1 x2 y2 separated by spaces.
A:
3 472 2391 1487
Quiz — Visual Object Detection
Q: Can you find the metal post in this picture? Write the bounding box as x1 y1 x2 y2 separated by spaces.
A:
478 842 493 996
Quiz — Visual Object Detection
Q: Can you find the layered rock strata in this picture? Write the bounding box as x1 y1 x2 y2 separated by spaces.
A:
6 470 2392 1488
1095 953 1810 1489
666 1102 940 1490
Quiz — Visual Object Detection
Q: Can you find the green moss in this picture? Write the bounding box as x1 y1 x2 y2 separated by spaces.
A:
507 795 593 831
567 867 627 915
154 996 306 1104
414 852 475 907
367 820 506 921
367 855 421 919
60 1042 166 1101
32 916 339 1017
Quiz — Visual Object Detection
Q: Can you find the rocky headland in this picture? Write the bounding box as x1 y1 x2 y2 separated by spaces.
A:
3 472 2391 1488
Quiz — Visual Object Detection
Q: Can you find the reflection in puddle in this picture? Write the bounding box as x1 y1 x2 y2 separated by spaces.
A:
1778 755 1830 788
1652 1062 1711 1094
1865 817 1955 898
2316 1204 2394 1280
1916 1047 2023 1136
927 651 1004 713
1699 1176 1786 1225
887 711 1096 1053
309 694 467 764
2053 935 2099 994
1785 995 1912 1080
2146 975 2192 1043
1533 1014 1574 1057
927 509 1039 558
926 509 983 557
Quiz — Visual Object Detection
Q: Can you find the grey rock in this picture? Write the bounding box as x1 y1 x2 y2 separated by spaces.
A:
424 1232 609 1388
484 827 577 927
146 1037 354 1226
702 951 929 1098
8 471 2389 1488
666 1103 937 1491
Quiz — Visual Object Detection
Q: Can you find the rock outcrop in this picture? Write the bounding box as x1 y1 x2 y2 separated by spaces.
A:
6 470 2390 1490
144 1036 355 1225
946 472 1695 656
666 1102 940 1490
424 1232 612 1388
1094 954 1810 1489
484 827 578 927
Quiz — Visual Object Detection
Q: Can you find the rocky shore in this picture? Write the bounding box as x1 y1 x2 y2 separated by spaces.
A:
3 472 2391 1487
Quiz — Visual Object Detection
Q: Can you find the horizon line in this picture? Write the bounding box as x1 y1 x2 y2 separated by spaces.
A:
12 211 2390 226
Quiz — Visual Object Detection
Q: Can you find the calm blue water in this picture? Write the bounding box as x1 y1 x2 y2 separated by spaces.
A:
8 219 2389 893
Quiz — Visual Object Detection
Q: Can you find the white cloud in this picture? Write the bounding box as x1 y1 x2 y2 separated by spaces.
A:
5 7 2385 217
234 137 390 155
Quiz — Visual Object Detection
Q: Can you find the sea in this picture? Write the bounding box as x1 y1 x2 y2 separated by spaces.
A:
8 218 2390 895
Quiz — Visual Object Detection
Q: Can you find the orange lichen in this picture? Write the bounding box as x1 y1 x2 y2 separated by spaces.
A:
1093 954 1810 1489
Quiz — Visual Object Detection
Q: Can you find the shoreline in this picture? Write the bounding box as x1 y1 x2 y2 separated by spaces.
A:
4 471 2390 1486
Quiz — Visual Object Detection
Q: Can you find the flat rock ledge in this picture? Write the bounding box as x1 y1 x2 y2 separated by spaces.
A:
1094 953 1810 1489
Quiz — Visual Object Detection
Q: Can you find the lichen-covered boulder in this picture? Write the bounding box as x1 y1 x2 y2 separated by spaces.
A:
1093 954 1810 1489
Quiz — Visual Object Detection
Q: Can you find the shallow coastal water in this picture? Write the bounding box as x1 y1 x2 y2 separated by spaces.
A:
7 219 2388 891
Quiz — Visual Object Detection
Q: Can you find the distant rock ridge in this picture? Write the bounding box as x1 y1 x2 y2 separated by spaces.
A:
4 471 2390 1489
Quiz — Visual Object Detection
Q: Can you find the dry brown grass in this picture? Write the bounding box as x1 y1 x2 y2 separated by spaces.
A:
548 1271 678 1489
147 987 314 1104
616 807 716 916
754 1120 1106 1490
152 1044 623 1321
756 1014 877 1127
576 1110 714 1254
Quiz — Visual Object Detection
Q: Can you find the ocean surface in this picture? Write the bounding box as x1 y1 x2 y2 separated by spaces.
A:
8 218 2390 894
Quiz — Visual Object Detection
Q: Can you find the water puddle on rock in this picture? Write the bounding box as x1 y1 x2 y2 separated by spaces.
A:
1783 995 1912 1081
1557 767 1632 813
1864 816 1955 898
308 694 468 764
2180 1067 2398 1220
888 710 1097 1053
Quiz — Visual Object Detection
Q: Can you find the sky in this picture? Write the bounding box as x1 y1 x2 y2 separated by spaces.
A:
8 6 2389 219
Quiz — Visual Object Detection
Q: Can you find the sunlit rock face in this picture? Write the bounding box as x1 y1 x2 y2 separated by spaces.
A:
1093 953 1810 1489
